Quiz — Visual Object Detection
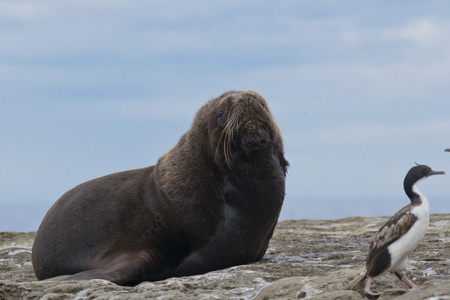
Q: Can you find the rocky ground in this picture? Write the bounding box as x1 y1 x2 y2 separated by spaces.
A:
1 214 449 299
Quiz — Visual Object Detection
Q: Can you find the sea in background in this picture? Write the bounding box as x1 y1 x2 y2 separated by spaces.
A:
1 195 448 232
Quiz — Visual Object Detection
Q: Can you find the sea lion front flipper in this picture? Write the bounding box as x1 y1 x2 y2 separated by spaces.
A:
64 251 154 285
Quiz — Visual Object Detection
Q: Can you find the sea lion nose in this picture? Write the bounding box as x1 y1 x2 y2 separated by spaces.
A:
240 120 272 152
239 97 251 106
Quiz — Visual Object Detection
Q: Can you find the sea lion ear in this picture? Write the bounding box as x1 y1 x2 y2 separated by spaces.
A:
276 141 289 175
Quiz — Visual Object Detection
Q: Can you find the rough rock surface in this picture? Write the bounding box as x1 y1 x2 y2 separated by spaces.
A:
1 214 449 299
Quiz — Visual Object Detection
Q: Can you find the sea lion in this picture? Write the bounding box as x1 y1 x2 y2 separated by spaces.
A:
32 90 288 285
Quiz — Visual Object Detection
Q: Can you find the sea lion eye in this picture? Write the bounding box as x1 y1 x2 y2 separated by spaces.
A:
259 100 267 109
217 111 224 120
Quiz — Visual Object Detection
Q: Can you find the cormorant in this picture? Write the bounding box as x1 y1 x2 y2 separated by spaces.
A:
345 164 445 297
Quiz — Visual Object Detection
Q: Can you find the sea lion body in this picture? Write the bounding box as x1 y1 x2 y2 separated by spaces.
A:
32 90 288 285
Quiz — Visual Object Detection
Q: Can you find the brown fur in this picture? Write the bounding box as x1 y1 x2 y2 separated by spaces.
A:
32 90 288 285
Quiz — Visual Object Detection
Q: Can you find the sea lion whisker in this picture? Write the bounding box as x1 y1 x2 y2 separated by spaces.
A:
215 130 227 165
216 126 234 169
220 111 241 169
223 132 231 168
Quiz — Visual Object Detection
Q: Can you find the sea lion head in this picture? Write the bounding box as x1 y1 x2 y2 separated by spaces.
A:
197 90 288 173
157 89 287 211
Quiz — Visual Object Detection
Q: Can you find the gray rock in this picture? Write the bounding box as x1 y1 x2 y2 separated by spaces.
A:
1 215 449 299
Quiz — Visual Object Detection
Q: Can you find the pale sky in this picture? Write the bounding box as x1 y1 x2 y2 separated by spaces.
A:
1 1 449 231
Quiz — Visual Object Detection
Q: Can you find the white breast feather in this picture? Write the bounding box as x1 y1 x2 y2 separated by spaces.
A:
387 184 429 272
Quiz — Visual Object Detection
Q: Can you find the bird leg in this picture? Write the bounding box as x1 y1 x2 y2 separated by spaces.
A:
394 271 418 290
400 274 418 289
362 276 381 298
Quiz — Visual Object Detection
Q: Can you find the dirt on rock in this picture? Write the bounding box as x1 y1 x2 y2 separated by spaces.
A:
1 214 449 299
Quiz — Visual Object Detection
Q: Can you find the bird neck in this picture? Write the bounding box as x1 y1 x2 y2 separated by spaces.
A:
407 182 429 209
404 175 423 202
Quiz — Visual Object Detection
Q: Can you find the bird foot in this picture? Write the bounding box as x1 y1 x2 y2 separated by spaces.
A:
362 290 381 299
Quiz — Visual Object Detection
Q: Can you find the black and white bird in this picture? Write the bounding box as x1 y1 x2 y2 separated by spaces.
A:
345 164 445 298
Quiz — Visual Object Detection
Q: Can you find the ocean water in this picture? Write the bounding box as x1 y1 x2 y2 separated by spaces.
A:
279 194 449 221
1 195 448 232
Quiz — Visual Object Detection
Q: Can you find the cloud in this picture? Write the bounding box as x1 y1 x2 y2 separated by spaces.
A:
288 118 450 149
384 17 447 47
57 98 204 123
0 2 48 21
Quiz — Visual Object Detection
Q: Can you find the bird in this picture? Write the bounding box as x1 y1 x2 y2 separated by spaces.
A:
345 164 445 298
445 149 450 152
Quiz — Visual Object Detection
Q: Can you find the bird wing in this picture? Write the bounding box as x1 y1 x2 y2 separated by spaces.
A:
369 205 417 252
365 205 418 276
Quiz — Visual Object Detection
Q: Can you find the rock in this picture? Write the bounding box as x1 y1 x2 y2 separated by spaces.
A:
1 215 449 299
253 270 362 300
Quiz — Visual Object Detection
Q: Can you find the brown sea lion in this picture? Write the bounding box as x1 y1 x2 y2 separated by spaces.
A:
32 90 288 285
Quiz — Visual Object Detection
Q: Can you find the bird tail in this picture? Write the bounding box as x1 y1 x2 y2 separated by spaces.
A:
344 268 367 290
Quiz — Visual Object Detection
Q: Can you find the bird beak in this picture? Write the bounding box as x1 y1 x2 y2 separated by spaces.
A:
430 170 445 176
